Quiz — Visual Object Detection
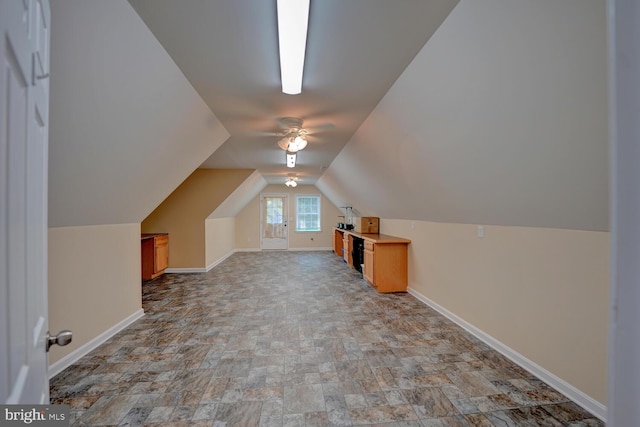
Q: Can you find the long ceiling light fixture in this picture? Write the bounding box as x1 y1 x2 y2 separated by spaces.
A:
286 152 296 168
277 0 310 95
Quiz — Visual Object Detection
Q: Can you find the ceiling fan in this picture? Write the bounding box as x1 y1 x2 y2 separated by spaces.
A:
277 117 309 153
265 116 334 152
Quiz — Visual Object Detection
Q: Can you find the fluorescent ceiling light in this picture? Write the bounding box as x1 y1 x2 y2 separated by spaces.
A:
286 152 297 168
277 0 310 95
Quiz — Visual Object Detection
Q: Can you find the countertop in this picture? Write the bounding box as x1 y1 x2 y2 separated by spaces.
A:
141 233 168 241
334 228 411 244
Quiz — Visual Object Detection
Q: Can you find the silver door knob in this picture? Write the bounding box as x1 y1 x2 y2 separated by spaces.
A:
46 330 72 352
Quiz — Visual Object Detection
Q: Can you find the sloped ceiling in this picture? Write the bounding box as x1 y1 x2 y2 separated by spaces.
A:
208 171 268 219
318 0 609 231
48 0 608 232
49 0 229 227
127 0 459 185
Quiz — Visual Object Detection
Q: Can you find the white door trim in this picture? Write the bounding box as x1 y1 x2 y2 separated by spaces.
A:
260 193 289 250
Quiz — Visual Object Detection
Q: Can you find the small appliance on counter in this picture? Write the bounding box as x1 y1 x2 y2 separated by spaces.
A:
339 206 354 230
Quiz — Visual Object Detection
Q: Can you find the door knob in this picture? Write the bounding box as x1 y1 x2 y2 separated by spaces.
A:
46 330 72 352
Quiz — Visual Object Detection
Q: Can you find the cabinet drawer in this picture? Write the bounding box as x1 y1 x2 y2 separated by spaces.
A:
155 235 168 246
364 241 374 251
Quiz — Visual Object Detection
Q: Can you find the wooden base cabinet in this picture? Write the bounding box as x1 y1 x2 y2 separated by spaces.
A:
343 235 351 265
363 241 375 285
334 228 410 293
334 229 344 255
141 233 168 280
363 242 408 293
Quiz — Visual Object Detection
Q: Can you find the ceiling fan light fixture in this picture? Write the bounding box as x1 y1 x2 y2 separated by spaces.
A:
286 152 296 168
285 177 298 187
277 131 307 153
287 138 300 153
293 135 307 150
277 0 310 95
278 137 293 151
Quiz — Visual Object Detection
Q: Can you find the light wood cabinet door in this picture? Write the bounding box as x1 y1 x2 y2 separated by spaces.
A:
142 234 169 280
372 243 408 292
364 247 375 285
334 229 344 255
342 237 350 264
154 236 169 272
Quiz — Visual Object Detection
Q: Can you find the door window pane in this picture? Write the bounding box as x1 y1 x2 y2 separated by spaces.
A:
263 196 286 239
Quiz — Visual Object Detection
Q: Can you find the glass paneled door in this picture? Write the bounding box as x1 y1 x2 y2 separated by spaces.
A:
261 195 288 250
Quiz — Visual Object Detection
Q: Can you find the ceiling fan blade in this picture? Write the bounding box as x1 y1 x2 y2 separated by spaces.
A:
244 130 280 137
276 117 304 131
305 122 335 134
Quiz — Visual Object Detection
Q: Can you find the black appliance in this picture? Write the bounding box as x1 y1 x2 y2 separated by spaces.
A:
352 237 364 273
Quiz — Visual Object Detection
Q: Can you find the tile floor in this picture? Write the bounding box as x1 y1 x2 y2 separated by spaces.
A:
50 251 604 426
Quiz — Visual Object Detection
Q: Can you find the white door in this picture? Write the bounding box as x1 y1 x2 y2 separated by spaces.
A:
1 0 53 404
261 195 288 250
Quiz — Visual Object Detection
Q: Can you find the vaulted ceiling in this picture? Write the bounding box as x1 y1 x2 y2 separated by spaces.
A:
127 0 459 185
49 0 608 231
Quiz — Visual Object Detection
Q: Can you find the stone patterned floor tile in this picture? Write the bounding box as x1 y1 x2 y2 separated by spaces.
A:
49 251 604 426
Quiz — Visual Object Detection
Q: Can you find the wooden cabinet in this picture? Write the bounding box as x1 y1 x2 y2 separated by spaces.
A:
364 241 408 293
334 228 410 293
141 233 168 280
334 229 344 256
363 241 375 285
342 235 351 264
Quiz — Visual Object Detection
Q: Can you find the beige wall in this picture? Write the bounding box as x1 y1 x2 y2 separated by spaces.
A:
382 219 609 405
235 184 343 250
142 169 253 268
235 195 261 250
205 217 235 267
48 223 142 365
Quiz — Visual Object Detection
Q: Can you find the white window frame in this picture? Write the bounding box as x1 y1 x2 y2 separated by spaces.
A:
295 194 322 232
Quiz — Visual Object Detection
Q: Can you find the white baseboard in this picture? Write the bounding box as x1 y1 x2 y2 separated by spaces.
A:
235 247 332 252
288 247 333 251
205 250 235 272
165 267 206 273
48 309 145 379
407 287 607 422
165 249 237 274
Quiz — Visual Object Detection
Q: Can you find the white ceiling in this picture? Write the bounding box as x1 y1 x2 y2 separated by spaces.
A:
128 0 459 185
